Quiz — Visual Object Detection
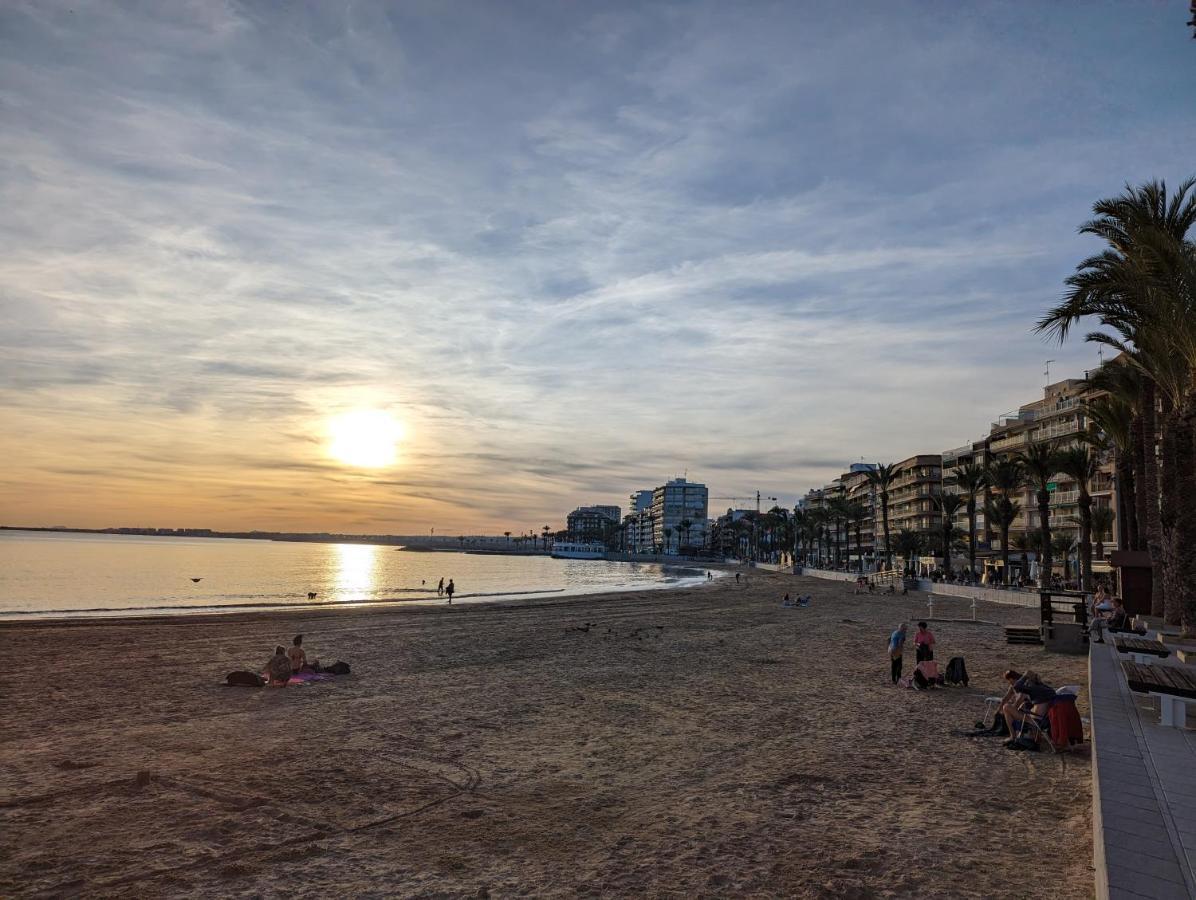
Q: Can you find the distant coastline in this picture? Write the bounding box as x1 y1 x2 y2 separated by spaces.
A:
0 525 533 551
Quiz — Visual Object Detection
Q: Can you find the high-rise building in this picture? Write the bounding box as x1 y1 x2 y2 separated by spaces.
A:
651 477 709 554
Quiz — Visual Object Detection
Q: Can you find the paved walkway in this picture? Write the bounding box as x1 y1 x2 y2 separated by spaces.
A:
1090 636 1196 899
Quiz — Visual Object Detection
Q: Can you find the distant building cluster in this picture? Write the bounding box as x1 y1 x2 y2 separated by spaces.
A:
564 478 711 556
801 374 1118 581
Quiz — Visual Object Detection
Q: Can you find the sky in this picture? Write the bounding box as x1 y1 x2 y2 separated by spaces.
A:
1 1 1194 535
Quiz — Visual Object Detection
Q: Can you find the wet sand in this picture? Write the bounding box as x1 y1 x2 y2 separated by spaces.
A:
0 571 1092 898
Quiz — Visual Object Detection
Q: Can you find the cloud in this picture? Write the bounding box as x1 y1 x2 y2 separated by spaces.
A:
1 0 1192 531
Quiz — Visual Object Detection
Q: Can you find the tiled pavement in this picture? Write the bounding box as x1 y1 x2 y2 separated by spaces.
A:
1091 637 1196 899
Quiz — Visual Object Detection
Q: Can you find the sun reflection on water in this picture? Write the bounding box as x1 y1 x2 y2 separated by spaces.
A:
333 543 379 602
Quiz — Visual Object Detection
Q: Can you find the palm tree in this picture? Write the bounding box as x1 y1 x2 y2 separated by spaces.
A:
984 457 1025 586
664 527 674 555
679 518 692 554
1052 531 1077 583
1018 441 1062 589
1091 505 1116 562
827 496 851 568
1036 178 1196 632
893 529 925 575
542 525 551 551
503 530 512 546
949 463 987 578
1056 444 1100 590
932 493 963 575
865 464 898 570
985 496 1021 588
847 501 868 573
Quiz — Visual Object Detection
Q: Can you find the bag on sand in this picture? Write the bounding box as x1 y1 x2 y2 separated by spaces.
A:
326 661 351 675
912 668 930 690
944 656 969 686
226 671 265 687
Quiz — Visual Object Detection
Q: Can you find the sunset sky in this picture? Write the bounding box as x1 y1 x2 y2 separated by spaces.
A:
2 1 1193 534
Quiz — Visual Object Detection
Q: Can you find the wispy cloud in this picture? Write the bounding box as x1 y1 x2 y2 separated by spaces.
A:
1 0 1192 531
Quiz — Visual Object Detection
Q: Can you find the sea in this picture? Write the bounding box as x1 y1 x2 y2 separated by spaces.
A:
0 530 710 619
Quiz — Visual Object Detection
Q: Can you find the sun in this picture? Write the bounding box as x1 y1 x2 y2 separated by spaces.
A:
327 410 404 468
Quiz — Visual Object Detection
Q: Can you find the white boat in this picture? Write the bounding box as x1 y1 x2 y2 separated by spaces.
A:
551 541 606 560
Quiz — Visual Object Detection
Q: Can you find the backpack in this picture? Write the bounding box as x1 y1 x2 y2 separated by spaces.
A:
326 661 351 675
226 671 265 687
912 668 930 690
944 656 969 686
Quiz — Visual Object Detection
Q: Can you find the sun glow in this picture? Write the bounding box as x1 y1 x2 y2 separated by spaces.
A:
327 410 404 468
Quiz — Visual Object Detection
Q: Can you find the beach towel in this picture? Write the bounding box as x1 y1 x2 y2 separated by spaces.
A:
286 671 333 686
1047 696 1084 749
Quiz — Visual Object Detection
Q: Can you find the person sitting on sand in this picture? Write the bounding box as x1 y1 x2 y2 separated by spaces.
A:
914 622 935 663
288 635 307 672
264 646 292 686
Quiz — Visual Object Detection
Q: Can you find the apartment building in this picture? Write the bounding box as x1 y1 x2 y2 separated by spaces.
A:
651 477 709 554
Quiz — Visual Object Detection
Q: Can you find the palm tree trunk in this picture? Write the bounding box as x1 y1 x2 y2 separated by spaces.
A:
881 496 891 570
1078 490 1093 592
966 498 977 576
1171 394 1196 638
1141 384 1165 616
1001 525 1011 587
1159 397 1190 629
1115 454 1138 552
1038 489 1052 588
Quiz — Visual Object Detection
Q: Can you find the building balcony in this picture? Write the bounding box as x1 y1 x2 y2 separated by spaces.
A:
1050 490 1080 505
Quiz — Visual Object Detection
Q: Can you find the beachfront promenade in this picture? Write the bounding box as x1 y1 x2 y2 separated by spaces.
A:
1090 636 1196 899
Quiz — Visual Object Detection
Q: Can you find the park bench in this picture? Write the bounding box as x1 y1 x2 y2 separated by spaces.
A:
1114 637 1172 665
1121 661 1196 728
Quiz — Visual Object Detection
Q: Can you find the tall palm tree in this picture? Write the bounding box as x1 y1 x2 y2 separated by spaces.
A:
1083 386 1139 552
865 463 898 570
1018 441 1062 589
503 530 512 547
985 496 1021 587
1052 531 1077 582
949 463 988 578
931 493 963 574
1037 178 1196 632
679 518 692 554
847 501 868 573
1056 444 1100 590
542 525 551 551
827 496 851 568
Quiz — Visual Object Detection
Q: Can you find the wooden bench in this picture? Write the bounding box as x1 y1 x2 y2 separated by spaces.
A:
1121 661 1196 727
1005 625 1042 645
1114 637 1172 665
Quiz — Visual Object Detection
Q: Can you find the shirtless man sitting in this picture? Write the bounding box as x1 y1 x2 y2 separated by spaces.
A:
288 634 318 673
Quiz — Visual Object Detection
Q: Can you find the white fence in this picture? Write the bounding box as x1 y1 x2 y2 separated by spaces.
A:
799 567 1040 608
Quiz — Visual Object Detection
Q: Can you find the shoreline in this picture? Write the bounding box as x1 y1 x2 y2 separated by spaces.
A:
0 569 729 630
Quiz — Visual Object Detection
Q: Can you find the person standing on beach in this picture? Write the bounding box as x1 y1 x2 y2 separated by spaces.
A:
446 579 455 604
914 622 935 663
888 623 908 684
735 572 741 585
437 577 444 597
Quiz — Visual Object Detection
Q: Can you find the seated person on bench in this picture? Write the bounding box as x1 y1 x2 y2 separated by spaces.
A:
1093 598 1129 642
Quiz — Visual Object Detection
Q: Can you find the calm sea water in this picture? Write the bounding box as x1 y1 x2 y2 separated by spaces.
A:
0 531 710 619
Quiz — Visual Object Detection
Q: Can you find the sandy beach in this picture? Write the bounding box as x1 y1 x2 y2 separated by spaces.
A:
0 571 1092 898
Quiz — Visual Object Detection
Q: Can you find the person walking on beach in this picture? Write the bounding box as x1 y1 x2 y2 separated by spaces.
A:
888 623 908 684
446 579 455 604
437 577 444 597
735 572 741 585
914 622 935 663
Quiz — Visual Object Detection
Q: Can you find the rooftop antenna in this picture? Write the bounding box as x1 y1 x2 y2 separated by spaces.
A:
1044 359 1055 386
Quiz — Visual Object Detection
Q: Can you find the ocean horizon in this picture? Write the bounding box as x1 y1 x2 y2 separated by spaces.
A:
0 529 710 620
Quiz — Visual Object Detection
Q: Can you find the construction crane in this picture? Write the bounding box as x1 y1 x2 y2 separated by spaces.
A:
712 492 779 514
